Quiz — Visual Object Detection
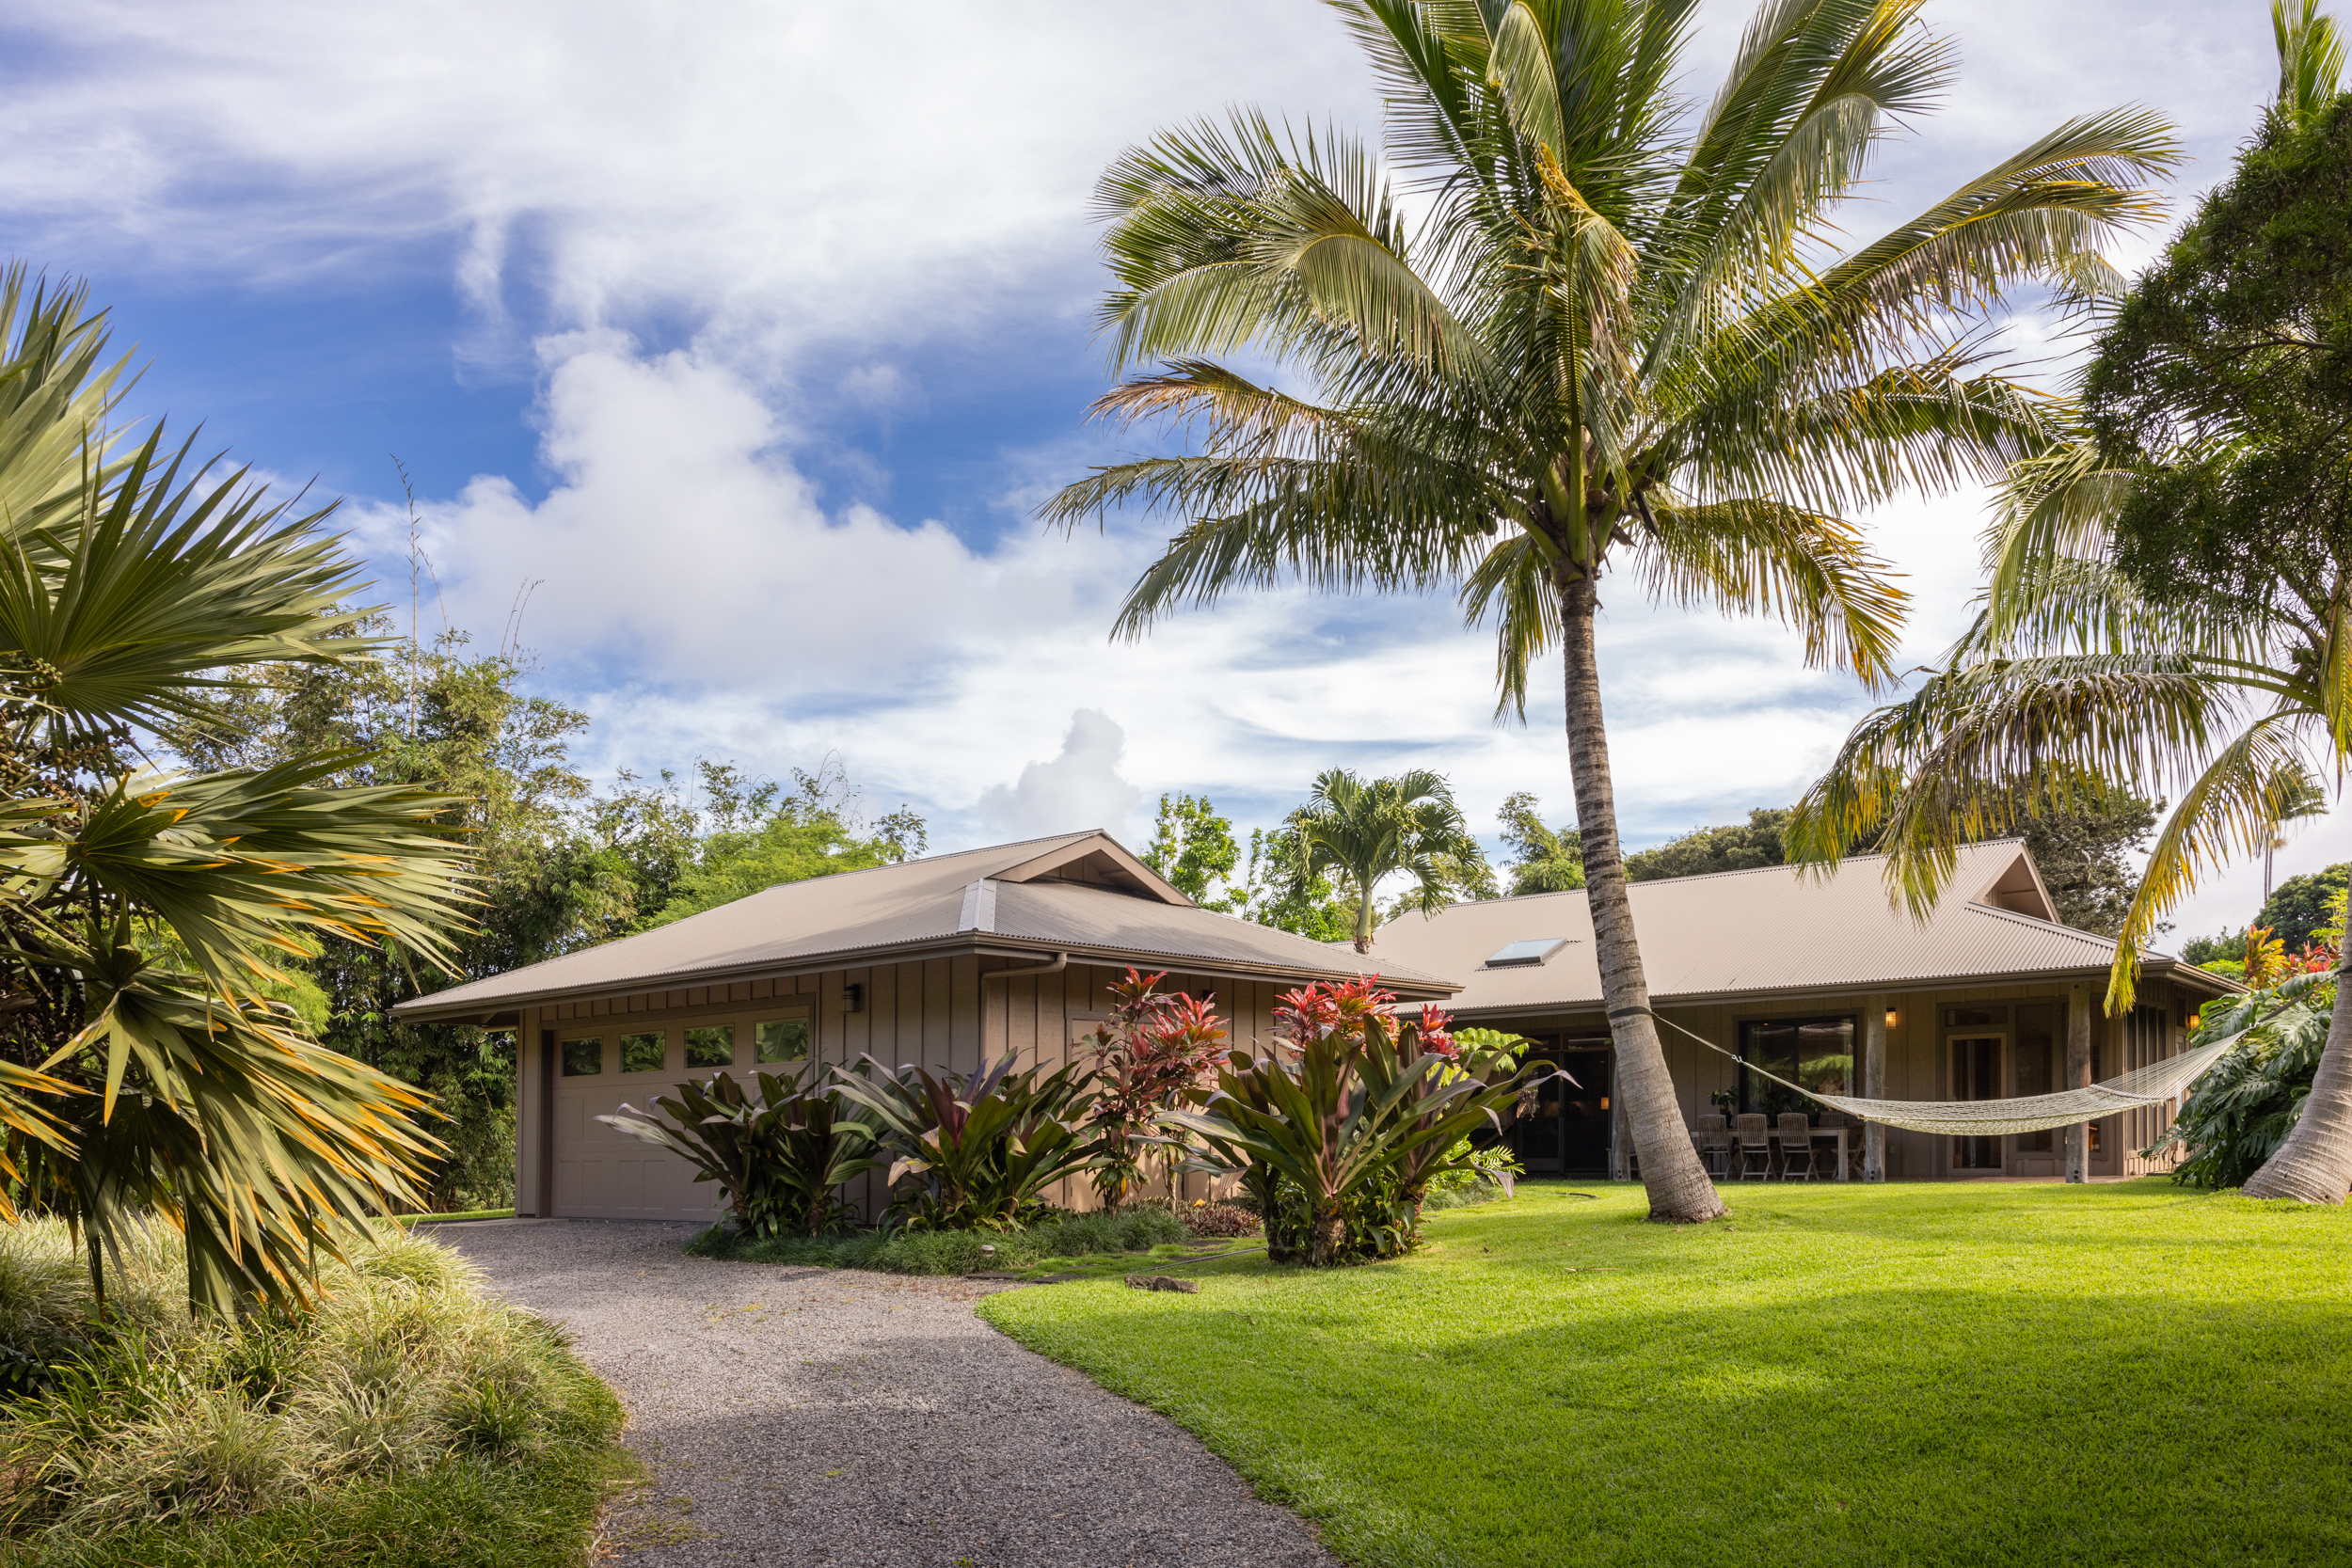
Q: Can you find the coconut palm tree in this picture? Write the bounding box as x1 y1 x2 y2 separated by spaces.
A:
1787 4 2351 1202
1288 768 1488 953
1044 0 2175 1220
0 270 476 1311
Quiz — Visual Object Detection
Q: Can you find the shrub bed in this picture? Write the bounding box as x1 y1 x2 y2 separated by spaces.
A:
0 1220 628 1567
688 1208 1187 1275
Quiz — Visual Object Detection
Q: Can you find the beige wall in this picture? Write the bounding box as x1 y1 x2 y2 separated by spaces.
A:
1470 976 2200 1180
516 956 1286 1221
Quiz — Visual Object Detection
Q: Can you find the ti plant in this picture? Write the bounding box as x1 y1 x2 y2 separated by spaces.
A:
1169 979 1535 1265
832 1053 1100 1232
1082 967 1230 1213
597 1067 887 1239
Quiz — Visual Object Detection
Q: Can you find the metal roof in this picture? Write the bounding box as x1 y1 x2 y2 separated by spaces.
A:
393 829 1457 1022
1365 841 2237 1017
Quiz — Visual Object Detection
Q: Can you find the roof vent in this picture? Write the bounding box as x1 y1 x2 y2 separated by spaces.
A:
1483 937 1568 969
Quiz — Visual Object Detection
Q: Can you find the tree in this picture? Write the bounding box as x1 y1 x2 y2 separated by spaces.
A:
1046 0 2171 1221
2260 863 2351 954
1498 791 1582 894
1789 7 2352 1201
634 760 926 930
1287 769 1491 954
1139 792 1243 911
0 273 474 1312
1236 822 1355 942
1624 808 1791 881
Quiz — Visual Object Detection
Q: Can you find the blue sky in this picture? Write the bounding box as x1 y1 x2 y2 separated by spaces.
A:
0 0 2328 941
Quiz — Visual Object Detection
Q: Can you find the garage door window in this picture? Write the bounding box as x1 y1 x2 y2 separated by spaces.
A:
561 1037 603 1076
755 1019 809 1062
621 1032 667 1073
685 1025 735 1069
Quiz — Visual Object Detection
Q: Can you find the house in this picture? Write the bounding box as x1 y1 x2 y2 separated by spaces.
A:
395 831 2235 1218
393 830 1454 1221
1365 840 2238 1180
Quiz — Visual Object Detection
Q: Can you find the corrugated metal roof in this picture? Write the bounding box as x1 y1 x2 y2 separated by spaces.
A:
1366 841 2234 1016
394 830 1454 1019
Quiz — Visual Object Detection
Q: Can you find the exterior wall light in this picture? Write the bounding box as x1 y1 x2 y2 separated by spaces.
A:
1883 1007 1900 1028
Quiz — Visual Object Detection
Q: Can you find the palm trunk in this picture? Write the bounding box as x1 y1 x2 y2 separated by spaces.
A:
2242 951 2352 1201
1561 570 1728 1223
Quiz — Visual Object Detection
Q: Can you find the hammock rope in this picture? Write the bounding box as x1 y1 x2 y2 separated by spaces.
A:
1608 1003 2247 1137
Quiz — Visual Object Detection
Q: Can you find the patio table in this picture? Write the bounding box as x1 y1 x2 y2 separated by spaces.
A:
1770 1125 1849 1181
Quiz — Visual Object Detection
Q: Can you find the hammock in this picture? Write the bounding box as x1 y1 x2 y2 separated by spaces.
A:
1619 1005 2241 1136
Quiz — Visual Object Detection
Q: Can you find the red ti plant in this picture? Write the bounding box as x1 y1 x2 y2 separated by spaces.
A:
1084 969 1231 1212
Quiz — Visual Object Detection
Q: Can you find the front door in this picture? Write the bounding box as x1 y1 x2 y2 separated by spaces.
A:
1950 1034 2005 1172
1557 1048 1613 1174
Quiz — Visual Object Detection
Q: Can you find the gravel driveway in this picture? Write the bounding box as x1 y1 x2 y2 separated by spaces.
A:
438 1218 1336 1568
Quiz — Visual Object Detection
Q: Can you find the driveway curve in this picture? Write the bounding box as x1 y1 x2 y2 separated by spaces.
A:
438 1218 1336 1568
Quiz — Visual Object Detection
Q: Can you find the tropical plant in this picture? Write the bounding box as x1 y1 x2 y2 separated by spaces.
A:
2153 970 2337 1187
596 1067 885 1239
0 273 477 1314
1169 979 1532 1265
1081 969 1231 1212
1044 0 2175 1221
831 1053 1099 1231
1286 768 1492 953
1788 7 2352 1201
1235 819 1354 941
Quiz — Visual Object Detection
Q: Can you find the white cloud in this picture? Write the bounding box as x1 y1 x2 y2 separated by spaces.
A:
0 0 2305 913
976 709 1145 842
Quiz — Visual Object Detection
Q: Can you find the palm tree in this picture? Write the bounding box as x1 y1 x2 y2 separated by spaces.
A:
1045 0 2175 1221
1289 768 1488 953
0 270 476 1311
1788 6 2351 1202
1498 791 1584 894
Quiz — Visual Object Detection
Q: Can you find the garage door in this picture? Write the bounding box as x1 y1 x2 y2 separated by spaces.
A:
550 1006 817 1220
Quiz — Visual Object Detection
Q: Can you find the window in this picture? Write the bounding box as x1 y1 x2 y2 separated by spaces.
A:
2011 1003 2058 1152
1945 1006 2006 1028
756 1019 810 1063
1737 1017 1854 1117
1483 938 1569 969
561 1037 603 1076
685 1025 735 1069
621 1032 667 1073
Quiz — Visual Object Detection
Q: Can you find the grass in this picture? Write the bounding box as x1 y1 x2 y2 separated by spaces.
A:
980 1179 2352 1568
0 1219 628 1567
396 1208 515 1226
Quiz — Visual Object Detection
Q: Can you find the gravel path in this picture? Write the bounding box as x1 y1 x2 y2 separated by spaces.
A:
438 1218 1337 1568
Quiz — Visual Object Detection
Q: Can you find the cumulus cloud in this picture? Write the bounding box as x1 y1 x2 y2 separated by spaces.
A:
975 709 1145 841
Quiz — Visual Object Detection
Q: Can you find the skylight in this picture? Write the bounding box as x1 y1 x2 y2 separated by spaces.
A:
1483 938 1568 969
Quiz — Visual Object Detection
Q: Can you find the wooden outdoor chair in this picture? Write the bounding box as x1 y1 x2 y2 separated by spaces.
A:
1775 1113 1815 1180
1734 1114 1772 1180
1692 1114 1731 1180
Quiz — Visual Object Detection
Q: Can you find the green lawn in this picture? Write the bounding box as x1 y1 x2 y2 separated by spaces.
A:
979 1180 2352 1568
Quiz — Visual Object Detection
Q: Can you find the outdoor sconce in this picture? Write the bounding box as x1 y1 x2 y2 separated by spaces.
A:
1883 1007 1899 1028
840 983 864 1015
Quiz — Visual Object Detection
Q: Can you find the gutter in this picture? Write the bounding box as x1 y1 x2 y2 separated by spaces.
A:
981 951 1068 984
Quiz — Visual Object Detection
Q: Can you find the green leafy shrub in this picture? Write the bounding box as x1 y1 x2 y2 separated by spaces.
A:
0 1219 618 1546
1171 985 1535 1265
597 1066 884 1239
1179 1202 1261 1238
2153 971 2336 1186
832 1053 1098 1230
688 1205 1185 1275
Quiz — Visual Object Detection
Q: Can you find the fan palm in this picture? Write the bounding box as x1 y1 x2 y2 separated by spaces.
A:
1045 0 2176 1220
0 270 476 1311
1787 8 2351 1201
1289 767 1487 952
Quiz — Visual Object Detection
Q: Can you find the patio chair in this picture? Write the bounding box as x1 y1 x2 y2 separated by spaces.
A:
1734 1114 1772 1180
1692 1114 1731 1180
1775 1113 1815 1180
